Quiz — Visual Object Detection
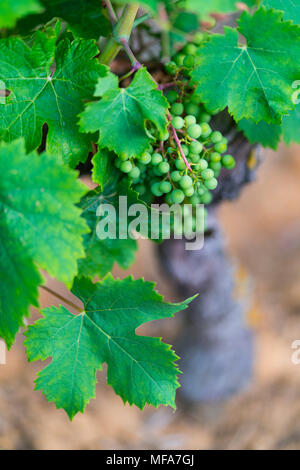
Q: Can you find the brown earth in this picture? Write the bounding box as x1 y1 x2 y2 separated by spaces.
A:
1 145 300 450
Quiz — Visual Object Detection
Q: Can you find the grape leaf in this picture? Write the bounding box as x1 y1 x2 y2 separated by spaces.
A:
0 29 102 167
78 179 138 279
25 275 196 419
0 225 42 349
0 0 43 28
17 0 111 40
262 0 300 25
191 8 300 124
184 0 255 16
238 118 281 149
79 67 169 159
0 139 88 347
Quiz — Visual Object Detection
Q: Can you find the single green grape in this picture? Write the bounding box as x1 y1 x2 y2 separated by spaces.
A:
172 116 185 129
158 161 170 174
204 177 218 190
209 161 222 172
187 124 202 139
183 55 195 68
210 152 221 163
222 154 236 169
165 61 177 75
190 93 202 104
210 131 223 144
160 130 170 141
190 194 201 205
175 158 186 170
183 43 197 55
151 182 163 197
193 32 204 45
118 153 129 161
151 153 163 165
135 184 146 195
139 152 152 164
190 141 203 154
181 144 189 156
160 181 172 193
172 189 185 204
179 175 193 189
201 191 213 204
171 102 184 116
185 103 199 117
120 161 133 173
171 170 181 182
201 168 214 180
129 166 141 179
201 123 212 138
199 112 211 123
198 159 209 170
214 141 227 154
184 186 195 197
184 115 197 127
174 53 185 66
189 153 200 163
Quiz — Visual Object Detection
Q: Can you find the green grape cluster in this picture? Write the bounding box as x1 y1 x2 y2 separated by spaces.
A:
113 34 236 234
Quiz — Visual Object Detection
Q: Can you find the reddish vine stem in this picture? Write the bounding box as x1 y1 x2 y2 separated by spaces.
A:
104 0 118 25
40 285 82 313
168 112 193 173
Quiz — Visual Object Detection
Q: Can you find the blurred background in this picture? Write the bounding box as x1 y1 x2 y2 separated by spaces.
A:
1 143 300 450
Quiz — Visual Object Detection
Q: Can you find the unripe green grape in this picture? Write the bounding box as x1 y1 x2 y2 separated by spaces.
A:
184 115 197 127
201 123 212 138
160 181 172 193
201 191 213 204
120 161 133 173
183 55 195 68
118 153 129 161
189 153 200 163
201 168 214 180
204 177 218 190
198 159 208 170
214 141 227 153
166 89 178 103
210 131 223 144
179 175 193 189
187 124 202 139
184 186 195 197
199 112 211 123
172 116 185 129
222 154 236 169
183 43 197 55
185 102 199 116
174 53 185 66
153 167 162 176
181 144 189 156
151 153 163 165
171 170 181 182
160 130 170 141
158 161 170 174
172 189 185 204
171 102 184 116
193 32 204 45
190 141 203 154
210 152 221 163
151 182 163 197
190 194 201 205
139 152 152 164
209 161 222 172
197 186 206 196
165 61 177 75
135 184 146 195
129 166 141 179
175 158 186 171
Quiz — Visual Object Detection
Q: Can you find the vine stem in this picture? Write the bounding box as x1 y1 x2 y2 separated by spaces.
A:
105 0 118 25
99 3 140 65
40 286 82 313
168 112 193 173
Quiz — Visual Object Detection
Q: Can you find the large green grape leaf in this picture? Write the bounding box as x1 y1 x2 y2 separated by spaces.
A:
262 0 300 25
0 139 88 347
0 29 102 167
185 0 256 15
238 118 282 149
0 0 43 28
0 225 42 349
78 179 138 279
79 67 169 159
17 0 111 40
25 275 196 419
191 8 300 124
